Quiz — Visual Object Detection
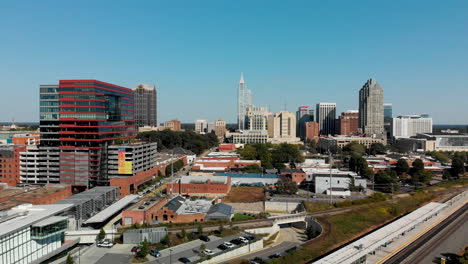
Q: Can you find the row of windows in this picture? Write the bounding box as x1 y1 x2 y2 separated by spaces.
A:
61 114 107 119
40 87 58 93
40 101 60 106
40 95 58 100
40 107 59 113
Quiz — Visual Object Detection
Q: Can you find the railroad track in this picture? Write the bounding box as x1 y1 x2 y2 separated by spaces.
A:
383 203 468 264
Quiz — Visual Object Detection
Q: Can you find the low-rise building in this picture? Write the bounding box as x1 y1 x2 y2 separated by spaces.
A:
167 175 231 197
314 173 367 196
0 145 26 186
227 131 268 144
163 120 182 131
279 169 307 185
122 198 167 226
0 185 72 211
205 203 234 221
11 133 40 146
153 196 212 223
319 136 386 149
0 203 76 264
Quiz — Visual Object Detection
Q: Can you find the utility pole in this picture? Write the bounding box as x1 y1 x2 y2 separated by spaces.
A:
170 149 174 195
329 148 333 205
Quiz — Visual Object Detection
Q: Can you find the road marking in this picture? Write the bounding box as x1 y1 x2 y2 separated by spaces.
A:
375 196 467 264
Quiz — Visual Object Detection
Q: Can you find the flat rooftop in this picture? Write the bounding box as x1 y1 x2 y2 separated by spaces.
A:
55 186 118 206
180 175 229 184
85 195 139 224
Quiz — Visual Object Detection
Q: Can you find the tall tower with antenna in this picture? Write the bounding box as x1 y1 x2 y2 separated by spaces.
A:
237 73 252 130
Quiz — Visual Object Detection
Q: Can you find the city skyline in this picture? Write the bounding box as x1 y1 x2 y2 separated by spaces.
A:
0 1 467 124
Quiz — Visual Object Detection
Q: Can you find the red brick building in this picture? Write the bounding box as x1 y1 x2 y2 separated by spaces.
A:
122 198 167 225
192 159 261 171
152 196 210 223
279 169 307 184
11 133 40 145
0 145 26 186
304 122 320 142
218 144 236 152
0 184 72 211
164 120 182 131
167 175 231 197
337 111 359 136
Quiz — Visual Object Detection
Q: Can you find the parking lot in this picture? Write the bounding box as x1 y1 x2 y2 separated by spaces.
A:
150 233 255 264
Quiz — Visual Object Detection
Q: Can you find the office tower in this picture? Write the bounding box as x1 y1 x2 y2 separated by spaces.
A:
304 122 320 142
195 120 208 134
23 80 136 188
384 104 393 120
207 123 215 134
392 115 433 138
215 119 227 138
237 73 252 130
296 106 314 139
268 111 296 138
246 106 271 131
337 110 359 135
133 84 157 127
164 120 182 131
359 78 384 135
316 103 336 135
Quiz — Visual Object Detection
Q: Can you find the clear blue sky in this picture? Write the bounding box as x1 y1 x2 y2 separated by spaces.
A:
0 0 467 124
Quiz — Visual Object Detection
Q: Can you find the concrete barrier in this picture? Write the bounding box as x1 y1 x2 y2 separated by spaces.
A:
198 239 263 264
226 202 264 213
265 201 301 213
65 230 119 244
245 225 280 240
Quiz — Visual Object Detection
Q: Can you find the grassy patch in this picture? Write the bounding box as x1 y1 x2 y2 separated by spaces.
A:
232 213 256 221
225 187 265 203
131 257 148 263
303 193 390 213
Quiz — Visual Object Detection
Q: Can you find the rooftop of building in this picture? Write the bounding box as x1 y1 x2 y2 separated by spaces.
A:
279 168 305 174
207 203 234 216
85 195 139 223
126 196 164 212
160 147 196 156
55 186 118 206
0 203 74 238
216 172 278 178
108 141 157 148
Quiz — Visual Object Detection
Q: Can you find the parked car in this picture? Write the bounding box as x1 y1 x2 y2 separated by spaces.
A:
149 249 161 257
218 244 228 250
202 249 214 256
138 206 145 210
150 198 157 202
223 242 235 248
269 253 281 259
144 202 151 205
178 257 191 263
199 235 210 242
97 239 114 248
250 257 265 264
238 236 249 243
131 246 141 253
231 238 242 245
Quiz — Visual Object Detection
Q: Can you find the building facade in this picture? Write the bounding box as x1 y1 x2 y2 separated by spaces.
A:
215 119 227 138
337 110 359 136
304 122 320 142
167 175 232 197
245 106 270 131
133 84 157 128
319 136 386 149
296 106 314 139
316 103 336 135
163 120 181 131
195 120 207 134
0 145 26 186
268 111 297 139
23 80 137 188
359 78 384 135
227 131 268 144
392 115 433 138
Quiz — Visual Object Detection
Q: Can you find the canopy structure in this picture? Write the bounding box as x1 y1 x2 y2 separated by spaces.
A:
84 195 139 224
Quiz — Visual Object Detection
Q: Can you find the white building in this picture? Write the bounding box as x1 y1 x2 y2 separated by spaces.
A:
245 106 270 131
316 103 337 135
195 119 208 134
314 173 367 196
392 115 433 138
0 203 76 264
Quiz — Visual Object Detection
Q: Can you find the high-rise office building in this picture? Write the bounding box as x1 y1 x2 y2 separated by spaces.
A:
268 111 296 139
296 106 314 139
359 78 384 135
246 106 271 131
237 73 252 131
215 119 227 138
384 104 393 120
195 120 208 134
392 115 433 138
316 103 336 135
133 84 157 127
337 110 359 136
23 80 137 188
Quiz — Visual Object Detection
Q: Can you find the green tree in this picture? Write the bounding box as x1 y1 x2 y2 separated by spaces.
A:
161 234 170 246
276 178 298 195
244 164 263 173
411 159 425 175
428 151 450 163
199 243 206 252
369 143 387 155
98 228 106 241
66 254 75 264
237 145 257 160
375 170 399 193
305 226 319 240
179 228 188 242
136 239 149 258
413 170 434 185
197 224 203 234
218 224 224 234
451 158 466 178
342 142 366 156
442 169 452 180
395 159 410 175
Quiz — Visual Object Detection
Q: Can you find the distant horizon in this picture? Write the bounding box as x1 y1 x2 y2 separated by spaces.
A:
1 122 467 126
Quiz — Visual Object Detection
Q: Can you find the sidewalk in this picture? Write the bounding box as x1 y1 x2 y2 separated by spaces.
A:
368 190 467 264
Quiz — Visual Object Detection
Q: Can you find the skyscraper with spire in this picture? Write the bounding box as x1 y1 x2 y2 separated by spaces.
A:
237 73 252 130
359 78 384 135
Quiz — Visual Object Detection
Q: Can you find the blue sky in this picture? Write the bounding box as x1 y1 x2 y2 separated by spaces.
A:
0 0 467 124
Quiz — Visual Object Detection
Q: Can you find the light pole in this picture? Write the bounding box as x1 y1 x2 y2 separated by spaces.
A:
169 248 173 264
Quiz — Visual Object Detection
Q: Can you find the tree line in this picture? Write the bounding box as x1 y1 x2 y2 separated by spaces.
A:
137 130 218 155
236 143 305 170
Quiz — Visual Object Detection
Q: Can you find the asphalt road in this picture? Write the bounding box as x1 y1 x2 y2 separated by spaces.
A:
220 241 299 264
150 233 249 264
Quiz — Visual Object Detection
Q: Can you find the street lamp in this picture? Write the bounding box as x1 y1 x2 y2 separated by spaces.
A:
169 248 173 264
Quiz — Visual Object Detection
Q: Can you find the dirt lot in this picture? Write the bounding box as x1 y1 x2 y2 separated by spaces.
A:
224 187 265 203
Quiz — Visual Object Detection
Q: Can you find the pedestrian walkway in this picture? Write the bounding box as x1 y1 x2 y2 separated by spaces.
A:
369 190 467 264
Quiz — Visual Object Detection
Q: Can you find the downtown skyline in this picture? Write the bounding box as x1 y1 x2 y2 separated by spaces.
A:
0 1 467 124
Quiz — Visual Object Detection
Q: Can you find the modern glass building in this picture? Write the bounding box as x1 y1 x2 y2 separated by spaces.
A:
359 78 384 135
133 84 157 128
0 203 75 264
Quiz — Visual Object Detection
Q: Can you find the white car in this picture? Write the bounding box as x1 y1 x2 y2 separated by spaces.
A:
203 249 215 255
238 237 249 243
223 242 235 249
97 239 114 248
